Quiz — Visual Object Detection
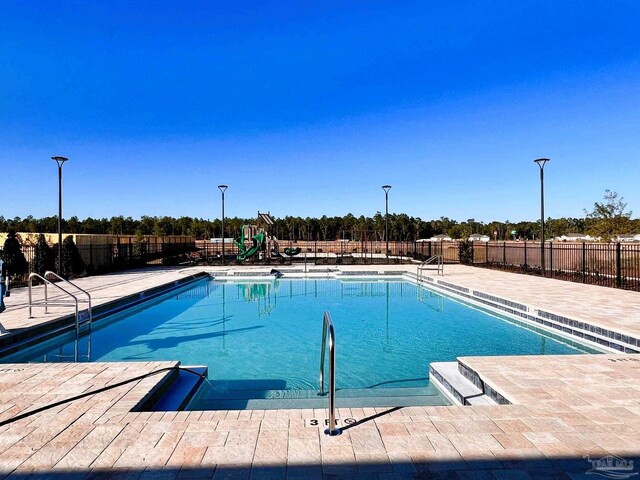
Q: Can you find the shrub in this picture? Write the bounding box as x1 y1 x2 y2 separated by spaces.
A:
60 237 85 278
459 240 474 265
33 234 55 275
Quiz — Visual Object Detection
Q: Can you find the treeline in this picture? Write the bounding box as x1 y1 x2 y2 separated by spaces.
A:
2 213 638 242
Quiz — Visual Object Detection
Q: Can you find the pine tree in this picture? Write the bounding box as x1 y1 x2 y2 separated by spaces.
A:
1 230 29 280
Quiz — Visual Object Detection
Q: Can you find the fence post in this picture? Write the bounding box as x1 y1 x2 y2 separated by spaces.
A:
549 242 553 277
582 242 586 282
524 241 527 271
616 242 622 288
503 241 506 267
485 241 489 266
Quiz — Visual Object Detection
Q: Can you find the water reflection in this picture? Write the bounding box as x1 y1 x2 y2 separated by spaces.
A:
42 330 91 363
236 280 279 317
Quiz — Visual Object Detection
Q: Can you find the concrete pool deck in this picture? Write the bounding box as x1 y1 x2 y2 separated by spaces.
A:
0 264 639 478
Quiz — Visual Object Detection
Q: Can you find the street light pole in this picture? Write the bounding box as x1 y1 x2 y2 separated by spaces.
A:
382 185 392 262
51 156 69 274
534 158 550 276
218 185 228 266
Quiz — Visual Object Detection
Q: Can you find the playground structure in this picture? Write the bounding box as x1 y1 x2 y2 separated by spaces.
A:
235 212 293 262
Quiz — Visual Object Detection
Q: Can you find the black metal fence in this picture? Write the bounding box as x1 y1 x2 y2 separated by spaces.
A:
194 239 460 267
471 241 640 291
1 241 196 286
197 239 640 291
4 237 639 292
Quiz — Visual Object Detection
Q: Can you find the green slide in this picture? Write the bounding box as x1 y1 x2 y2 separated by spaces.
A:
235 231 266 261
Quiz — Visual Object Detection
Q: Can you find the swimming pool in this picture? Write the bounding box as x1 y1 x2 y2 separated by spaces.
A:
4 277 598 409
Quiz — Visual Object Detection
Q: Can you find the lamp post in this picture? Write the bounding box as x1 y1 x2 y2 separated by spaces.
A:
51 156 69 274
382 185 391 262
218 185 228 266
534 158 549 276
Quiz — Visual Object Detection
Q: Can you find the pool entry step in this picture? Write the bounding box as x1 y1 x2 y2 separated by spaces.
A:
149 365 208 411
429 361 496 406
188 383 449 410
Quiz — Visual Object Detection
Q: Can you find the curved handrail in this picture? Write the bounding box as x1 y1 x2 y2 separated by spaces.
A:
45 271 93 325
319 311 339 436
28 273 80 328
417 254 444 279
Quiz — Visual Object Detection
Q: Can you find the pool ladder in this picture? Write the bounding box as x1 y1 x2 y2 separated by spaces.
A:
28 271 93 334
417 254 444 280
319 311 340 436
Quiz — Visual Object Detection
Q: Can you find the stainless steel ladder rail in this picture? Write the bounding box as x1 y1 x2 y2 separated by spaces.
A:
44 271 93 327
417 254 444 281
28 273 81 330
28 273 92 332
319 311 340 436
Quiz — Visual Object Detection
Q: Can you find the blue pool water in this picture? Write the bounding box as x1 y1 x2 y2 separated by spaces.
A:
6 277 597 409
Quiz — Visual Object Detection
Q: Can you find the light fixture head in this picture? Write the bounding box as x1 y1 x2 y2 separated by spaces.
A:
51 156 69 167
218 184 228 193
534 158 550 169
382 185 392 193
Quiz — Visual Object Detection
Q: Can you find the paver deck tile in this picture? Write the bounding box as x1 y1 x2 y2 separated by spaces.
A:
432 420 459 435
253 436 288 465
55 424 126 469
404 421 439 435
166 445 207 468
202 445 255 466
353 452 394 474
493 433 536 450
320 444 358 475
287 436 321 464
348 428 388 455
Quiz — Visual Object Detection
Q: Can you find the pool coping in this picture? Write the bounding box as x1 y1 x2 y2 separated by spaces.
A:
408 271 637 355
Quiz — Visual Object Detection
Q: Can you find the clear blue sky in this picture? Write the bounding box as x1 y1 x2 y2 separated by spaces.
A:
2 1 639 222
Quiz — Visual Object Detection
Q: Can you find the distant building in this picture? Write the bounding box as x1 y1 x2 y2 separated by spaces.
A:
468 233 490 242
614 234 640 243
425 234 453 242
209 238 235 244
555 233 599 242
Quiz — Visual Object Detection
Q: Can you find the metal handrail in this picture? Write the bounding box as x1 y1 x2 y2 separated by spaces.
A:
319 311 340 436
45 271 93 326
417 254 444 279
28 272 93 332
28 273 80 329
